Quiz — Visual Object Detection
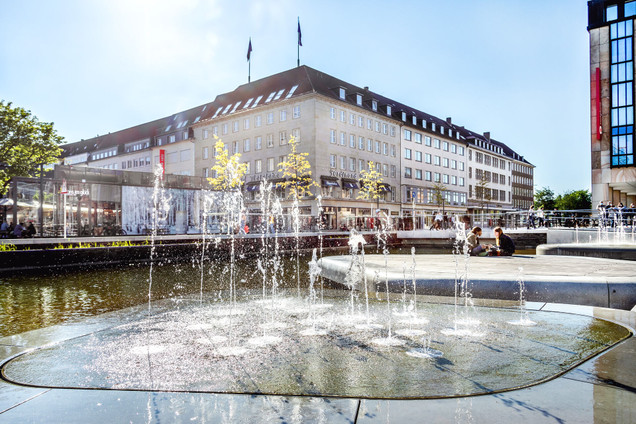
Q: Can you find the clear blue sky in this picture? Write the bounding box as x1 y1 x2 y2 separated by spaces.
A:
0 0 590 195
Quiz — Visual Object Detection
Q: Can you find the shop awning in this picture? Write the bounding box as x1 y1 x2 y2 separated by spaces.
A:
246 184 260 192
379 183 391 192
342 180 359 189
0 198 14 206
321 178 339 187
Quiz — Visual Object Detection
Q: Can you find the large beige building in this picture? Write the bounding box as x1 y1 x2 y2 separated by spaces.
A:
62 65 532 228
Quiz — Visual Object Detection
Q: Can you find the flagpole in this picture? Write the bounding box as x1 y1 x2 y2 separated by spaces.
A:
247 37 252 83
297 17 301 67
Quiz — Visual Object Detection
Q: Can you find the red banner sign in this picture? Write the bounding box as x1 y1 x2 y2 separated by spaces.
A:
596 67 602 141
159 149 165 174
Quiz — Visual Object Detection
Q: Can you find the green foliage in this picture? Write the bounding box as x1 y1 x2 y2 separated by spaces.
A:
278 136 318 199
0 101 64 194
357 161 384 202
555 189 592 210
431 182 447 207
0 243 16 252
208 136 247 190
534 187 556 210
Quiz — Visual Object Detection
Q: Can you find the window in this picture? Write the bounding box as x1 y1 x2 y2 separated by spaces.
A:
367 118 373 130
459 177 465 186
434 155 441 166
203 147 209 159
280 131 287 145
255 159 262 173
383 143 389 155
349 157 356 171
451 175 457 185
610 19 635 165
383 163 388 177
330 130 336 144
628 1 636 18
280 110 287 122
244 118 250 130
330 108 336 119
458 146 465 156
359 136 365 150
386 105 392 116
415 151 422 162
293 106 300 119
358 116 364 127
350 134 356 148
356 93 362 105
339 87 346 99
267 157 275 172
414 133 422 144
169 134 176 143
372 100 378 111
232 141 239 154
367 139 373 151
340 132 346 145
434 172 440 183
404 129 412 141
404 167 412 178
375 121 380 132
404 148 412 160
267 134 274 148
425 171 432 181
425 153 432 164
401 112 407 121
340 110 346 122
350 114 355 125
233 121 239 132
607 4 618 21
244 139 251 152
391 165 396 178
330 154 337 168
434 138 440 149
443 157 449 168
267 112 274 124
391 145 396 157
375 140 381 153
415 169 422 180
203 129 209 139
443 174 449 184
255 136 262 150
425 136 431 146
442 141 449 151
340 156 346 170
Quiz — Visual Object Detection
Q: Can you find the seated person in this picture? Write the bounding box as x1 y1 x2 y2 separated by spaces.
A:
466 226 486 256
489 227 515 256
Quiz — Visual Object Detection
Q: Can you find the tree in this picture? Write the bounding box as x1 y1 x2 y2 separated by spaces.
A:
431 182 447 210
357 161 384 210
277 135 318 199
475 174 491 211
207 136 248 190
0 101 64 194
555 190 591 210
534 187 556 210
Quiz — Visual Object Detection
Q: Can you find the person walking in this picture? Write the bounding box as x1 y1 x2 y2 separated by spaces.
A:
527 205 536 229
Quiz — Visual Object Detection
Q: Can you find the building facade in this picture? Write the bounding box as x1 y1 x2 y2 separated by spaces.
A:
589 0 636 206
60 65 533 231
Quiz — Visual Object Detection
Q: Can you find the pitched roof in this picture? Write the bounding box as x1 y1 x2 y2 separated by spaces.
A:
61 65 531 165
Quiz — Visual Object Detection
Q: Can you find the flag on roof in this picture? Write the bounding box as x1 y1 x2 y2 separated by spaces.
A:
297 19 302 47
247 38 253 61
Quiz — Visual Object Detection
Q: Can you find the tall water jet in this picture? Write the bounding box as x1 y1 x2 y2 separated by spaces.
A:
508 266 536 326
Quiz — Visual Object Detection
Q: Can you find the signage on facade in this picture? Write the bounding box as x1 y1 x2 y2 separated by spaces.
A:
159 149 166 174
329 170 358 179
249 172 281 182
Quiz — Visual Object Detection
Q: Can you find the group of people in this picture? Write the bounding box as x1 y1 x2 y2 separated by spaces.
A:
597 201 636 227
466 226 515 256
0 220 37 238
526 205 546 229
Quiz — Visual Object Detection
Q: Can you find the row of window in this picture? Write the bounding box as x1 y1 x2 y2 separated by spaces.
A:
157 132 188 146
201 106 302 139
403 167 465 186
329 131 398 156
404 149 466 170
91 148 117 161
404 187 467 206
403 130 466 155
472 169 509 185
472 151 507 169
329 107 398 137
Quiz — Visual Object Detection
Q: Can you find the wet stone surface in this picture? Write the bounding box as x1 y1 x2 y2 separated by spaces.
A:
2 294 630 399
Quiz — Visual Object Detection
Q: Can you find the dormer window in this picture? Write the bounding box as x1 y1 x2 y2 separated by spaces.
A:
372 100 378 111
339 87 346 99
356 93 362 106
423 120 427 128
432 122 436 132
441 126 445 135
412 116 417 125
401 112 406 121
387 105 392 116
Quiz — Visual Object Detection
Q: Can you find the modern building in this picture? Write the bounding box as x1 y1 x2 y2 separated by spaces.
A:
58 65 532 232
589 0 636 206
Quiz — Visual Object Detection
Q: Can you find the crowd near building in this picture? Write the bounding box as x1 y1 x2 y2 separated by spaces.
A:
589 0 636 206
5 66 534 236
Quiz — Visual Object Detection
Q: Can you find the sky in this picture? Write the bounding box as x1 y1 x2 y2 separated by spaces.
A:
0 0 590 195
